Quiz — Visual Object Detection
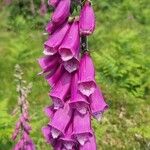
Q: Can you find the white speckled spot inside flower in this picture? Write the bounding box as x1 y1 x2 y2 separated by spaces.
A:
64 58 78 73
76 134 88 146
94 112 103 121
76 106 87 115
64 142 74 150
79 81 96 97
53 98 63 110
51 128 60 139
43 47 56 56
60 48 73 61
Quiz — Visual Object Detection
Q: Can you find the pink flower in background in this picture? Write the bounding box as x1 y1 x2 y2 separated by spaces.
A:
39 0 47 16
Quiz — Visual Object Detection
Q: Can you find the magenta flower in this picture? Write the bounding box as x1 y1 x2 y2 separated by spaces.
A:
52 0 71 24
59 123 76 150
45 21 56 34
89 86 108 121
49 71 71 109
48 101 73 139
70 72 89 115
63 57 79 73
42 126 56 145
59 21 80 61
46 65 65 87
38 55 59 74
79 1 95 35
48 0 59 7
44 105 56 118
79 135 97 150
72 111 92 145
78 53 96 97
44 23 70 55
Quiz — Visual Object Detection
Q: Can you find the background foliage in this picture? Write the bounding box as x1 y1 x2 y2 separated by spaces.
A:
0 0 150 149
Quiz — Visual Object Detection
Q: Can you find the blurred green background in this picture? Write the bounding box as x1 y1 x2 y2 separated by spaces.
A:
0 0 150 149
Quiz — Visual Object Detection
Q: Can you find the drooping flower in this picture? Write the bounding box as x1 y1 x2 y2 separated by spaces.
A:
89 86 108 121
63 57 79 73
79 135 97 150
44 105 56 118
38 54 59 74
46 64 65 87
52 0 71 24
72 111 93 145
44 23 70 55
48 0 59 7
49 71 71 109
59 21 80 61
78 52 96 97
79 1 95 35
59 123 77 150
70 72 89 115
48 101 73 139
42 126 56 145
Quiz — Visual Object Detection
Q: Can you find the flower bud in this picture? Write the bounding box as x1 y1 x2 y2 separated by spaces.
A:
79 1 95 35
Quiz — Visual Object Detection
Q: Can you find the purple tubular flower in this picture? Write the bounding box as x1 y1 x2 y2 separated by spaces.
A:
42 126 56 145
44 105 56 118
78 52 96 97
38 55 59 74
49 71 71 109
59 21 80 61
60 123 76 150
48 102 73 139
72 111 92 145
79 1 95 36
52 0 71 24
46 65 65 87
63 57 79 73
89 86 108 121
79 135 97 150
70 73 89 115
48 0 59 7
45 21 56 35
44 23 70 56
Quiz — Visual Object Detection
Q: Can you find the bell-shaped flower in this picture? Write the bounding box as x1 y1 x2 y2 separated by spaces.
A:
48 101 73 139
44 105 56 119
49 71 71 109
78 53 96 97
59 21 80 61
60 122 76 150
46 65 65 87
48 0 59 7
79 1 95 35
45 21 56 35
52 0 71 24
72 111 92 145
44 23 70 56
89 86 108 121
79 135 97 150
38 54 59 74
63 57 79 73
70 73 89 115
42 126 56 145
